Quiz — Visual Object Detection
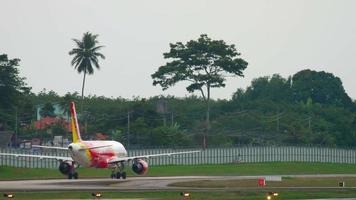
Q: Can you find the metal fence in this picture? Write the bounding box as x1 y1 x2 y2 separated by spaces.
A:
1 146 356 169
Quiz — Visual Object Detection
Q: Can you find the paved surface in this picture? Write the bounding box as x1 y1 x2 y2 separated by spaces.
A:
1 175 356 192
0 176 236 192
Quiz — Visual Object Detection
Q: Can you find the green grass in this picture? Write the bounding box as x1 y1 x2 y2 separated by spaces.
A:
2 162 356 180
7 190 356 200
152 162 356 176
3 162 356 199
170 177 356 188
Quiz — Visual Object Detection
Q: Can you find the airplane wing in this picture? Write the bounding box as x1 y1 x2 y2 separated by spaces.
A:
108 150 200 163
0 152 72 161
32 145 68 150
33 145 112 151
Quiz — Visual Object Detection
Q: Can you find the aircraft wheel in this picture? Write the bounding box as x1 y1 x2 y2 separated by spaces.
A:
110 173 116 179
122 172 127 179
68 173 73 179
73 172 78 179
116 172 121 179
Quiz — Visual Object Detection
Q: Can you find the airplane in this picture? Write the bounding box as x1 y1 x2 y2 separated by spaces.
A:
0 102 200 179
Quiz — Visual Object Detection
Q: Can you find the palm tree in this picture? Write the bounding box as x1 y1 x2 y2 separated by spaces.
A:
69 32 105 111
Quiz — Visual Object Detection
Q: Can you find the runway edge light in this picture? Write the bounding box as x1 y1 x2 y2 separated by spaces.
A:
267 192 279 199
3 193 14 198
91 192 102 198
180 192 191 197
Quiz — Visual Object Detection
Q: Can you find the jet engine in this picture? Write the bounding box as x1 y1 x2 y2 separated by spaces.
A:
132 159 148 175
59 161 73 175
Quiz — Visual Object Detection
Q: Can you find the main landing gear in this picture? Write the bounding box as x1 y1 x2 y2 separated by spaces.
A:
59 161 78 179
68 171 79 179
68 162 78 179
110 162 127 179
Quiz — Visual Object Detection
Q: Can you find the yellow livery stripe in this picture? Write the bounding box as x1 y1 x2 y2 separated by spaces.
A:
70 102 82 143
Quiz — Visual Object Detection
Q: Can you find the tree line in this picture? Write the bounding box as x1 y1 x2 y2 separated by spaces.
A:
1 33 356 148
2 66 355 148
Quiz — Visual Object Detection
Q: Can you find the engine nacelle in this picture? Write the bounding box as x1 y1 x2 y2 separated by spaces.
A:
59 161 73 175
132 159 148 175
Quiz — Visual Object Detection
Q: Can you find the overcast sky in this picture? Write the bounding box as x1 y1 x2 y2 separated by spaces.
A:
1 0 356 100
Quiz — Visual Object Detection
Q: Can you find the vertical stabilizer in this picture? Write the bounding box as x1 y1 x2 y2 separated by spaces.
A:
70 102 82 143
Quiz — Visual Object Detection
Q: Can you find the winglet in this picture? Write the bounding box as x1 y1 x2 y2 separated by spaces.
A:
70 102 82 143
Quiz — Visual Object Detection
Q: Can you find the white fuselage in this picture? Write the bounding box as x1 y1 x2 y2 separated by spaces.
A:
68 140 127 168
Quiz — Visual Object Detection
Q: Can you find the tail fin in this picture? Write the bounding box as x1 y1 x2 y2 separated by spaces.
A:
70 102 82 143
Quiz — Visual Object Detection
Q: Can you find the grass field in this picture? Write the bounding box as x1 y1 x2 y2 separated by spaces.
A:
2 162 356 180
2 162 356 199
170 177 356 187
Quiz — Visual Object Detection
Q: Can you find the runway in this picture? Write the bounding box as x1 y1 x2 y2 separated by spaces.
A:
1 176 233 192
1 175 356 192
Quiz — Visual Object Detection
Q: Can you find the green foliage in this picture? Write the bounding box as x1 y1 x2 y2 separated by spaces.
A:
69 32 105 75
152 34 248 133
0 55 25 106
40 102 55 117
292 69 352 107
152 34 248 96
0 54 31 129
26 76 356 147
3 59 355 148
69 32 105 100
151 125 192 147
243 74 292 102
110 129 124 141
59 92 80 116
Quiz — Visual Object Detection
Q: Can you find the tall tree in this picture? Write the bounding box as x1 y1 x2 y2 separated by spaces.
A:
69 32 105 112
0 54 30 129
151 34 248 146
243 74 292 102
292 69 352 107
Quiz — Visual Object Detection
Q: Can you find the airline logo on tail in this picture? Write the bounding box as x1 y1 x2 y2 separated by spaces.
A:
70 102 82 143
